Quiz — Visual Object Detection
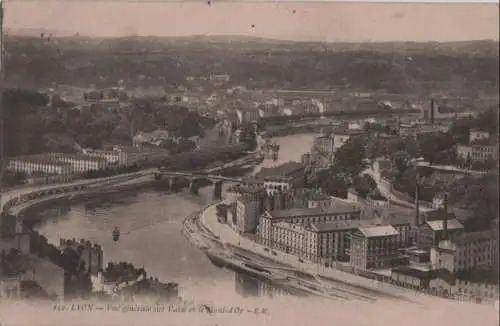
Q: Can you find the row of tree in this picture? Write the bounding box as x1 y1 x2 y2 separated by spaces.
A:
2 88 215 156
160 144 247 171
81 163 140 179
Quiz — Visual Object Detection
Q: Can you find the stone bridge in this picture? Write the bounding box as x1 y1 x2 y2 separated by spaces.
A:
2 184 90 214
155 170 242 199
2 173 145 215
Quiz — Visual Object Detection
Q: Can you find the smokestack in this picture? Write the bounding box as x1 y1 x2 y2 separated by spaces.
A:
414 183 420 226
430 99 435 124
443 193 448 240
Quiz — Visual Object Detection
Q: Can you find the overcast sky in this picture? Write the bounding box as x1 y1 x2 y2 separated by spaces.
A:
4 1 499 42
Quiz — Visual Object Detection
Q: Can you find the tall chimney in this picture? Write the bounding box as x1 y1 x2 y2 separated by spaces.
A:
414 183 420 226
430 99 435 124
442 193 448 240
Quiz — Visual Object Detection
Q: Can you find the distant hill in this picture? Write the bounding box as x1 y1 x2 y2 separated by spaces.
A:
3 34 499 94
6 33 499 56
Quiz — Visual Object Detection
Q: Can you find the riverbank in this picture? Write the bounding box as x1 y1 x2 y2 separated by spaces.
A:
194 202 463 305
180 207 316 299
20 177 157 227
180 202 400 302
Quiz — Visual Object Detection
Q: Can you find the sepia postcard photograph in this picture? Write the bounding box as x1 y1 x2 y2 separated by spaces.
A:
0 0 499 325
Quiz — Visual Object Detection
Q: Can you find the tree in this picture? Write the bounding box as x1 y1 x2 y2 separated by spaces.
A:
390 151 410 178
312 169 350 198
353 174 378 199
449 174 499 232
418 132 455 164
331 136 366 177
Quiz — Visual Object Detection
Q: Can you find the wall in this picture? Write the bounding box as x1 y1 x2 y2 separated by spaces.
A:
428 278 499 303
27 257 65 301
0 234 30 254
453 280 499 302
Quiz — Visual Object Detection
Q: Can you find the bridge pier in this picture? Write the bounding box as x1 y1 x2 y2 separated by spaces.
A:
189 178 199 194
213 180 223 200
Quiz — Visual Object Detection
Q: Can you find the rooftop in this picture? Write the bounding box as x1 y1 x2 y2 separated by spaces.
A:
307 219 373 233
49 152 108 163
9 155 72 167
275 222 307 233
425 219 464 232
392 266 435 280
386 214 413 226
267 202 359 220
422 209 457 222
358 225 399 238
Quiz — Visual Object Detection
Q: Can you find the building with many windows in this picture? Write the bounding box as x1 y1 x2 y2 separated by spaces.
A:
84 145 170 167
269 222 318 261
258 203 415 265
418 219 465 250
456 142 498 163
349 225 400 270
308 219 377 263
307 194 337 209
456 128 498 164
430 230 498 273
258 203 361 248
255 162 306 194
48 153 108 173
83 148 127 165
7 155 73 176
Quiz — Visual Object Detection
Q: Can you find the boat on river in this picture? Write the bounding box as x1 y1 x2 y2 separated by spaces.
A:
112 226 120 241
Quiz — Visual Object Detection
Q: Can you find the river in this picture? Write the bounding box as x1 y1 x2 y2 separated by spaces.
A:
33 133 319 301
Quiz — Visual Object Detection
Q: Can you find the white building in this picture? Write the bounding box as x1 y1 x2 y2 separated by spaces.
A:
7 156 73 176
469 129 490 143
48 153 108 173
84 146 170 167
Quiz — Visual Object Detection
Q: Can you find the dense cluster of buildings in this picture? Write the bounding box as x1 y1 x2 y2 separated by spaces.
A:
220 153 498 295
